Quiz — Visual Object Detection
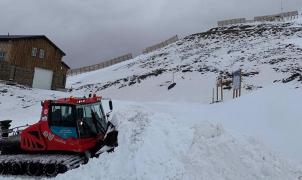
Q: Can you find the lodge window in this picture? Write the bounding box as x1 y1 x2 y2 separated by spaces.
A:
39 49 45 59
0 52 6 61
31 48 37 57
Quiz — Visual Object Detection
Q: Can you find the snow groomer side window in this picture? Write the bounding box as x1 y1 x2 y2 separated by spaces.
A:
49 105 78 139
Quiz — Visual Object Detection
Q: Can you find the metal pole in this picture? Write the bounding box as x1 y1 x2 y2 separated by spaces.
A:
172 72 175 83
212 88 214 103
281 0 283 13
220 77 223 101
216 85 219 102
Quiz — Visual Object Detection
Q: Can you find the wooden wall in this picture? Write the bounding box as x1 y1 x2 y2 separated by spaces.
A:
0 38 67 89
9 38 64 73
0 61 34 87
0 42 12 61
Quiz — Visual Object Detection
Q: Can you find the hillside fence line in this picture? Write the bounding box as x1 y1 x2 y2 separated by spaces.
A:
143 35 179 54
254 11 299 22
218 18 246 27
67 53 133 76
68 35 180 76
218 10 299 27
68 11 299 76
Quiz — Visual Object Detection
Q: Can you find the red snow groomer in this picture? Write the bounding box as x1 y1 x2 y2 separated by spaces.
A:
0 95 118 177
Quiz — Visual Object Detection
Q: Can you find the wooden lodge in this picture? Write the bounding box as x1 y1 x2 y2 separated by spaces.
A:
0 35 70 90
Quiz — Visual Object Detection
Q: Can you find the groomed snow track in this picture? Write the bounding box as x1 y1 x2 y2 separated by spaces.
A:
0 154 85 177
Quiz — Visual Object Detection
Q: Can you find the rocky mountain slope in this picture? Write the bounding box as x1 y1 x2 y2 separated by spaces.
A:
68 20 302 103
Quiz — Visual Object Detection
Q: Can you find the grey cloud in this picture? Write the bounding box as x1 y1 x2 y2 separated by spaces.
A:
0 0 301 68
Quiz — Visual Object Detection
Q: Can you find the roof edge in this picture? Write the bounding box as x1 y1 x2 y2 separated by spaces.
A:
0 35 66 56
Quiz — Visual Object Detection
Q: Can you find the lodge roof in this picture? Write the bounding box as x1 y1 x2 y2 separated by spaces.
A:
61 61 70 69
0 35 66 56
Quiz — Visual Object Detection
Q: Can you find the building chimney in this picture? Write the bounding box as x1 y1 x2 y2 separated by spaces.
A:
7 33 9 37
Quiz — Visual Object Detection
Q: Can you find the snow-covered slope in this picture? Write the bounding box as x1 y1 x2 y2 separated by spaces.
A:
58 112 302 180
56 83 302 180
0 81 302 180
67 19 302 103
1 18 302 180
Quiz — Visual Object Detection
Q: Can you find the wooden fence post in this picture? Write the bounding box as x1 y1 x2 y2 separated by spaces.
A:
239 69 242 97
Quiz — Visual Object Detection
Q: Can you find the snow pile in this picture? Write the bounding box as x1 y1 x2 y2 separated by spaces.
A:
57 105 191 180
56 104 302 180
183 123 301 180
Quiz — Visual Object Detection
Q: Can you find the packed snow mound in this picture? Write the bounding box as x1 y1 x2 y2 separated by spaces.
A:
184 123 301 180
56 106 302 180
67 20 302 103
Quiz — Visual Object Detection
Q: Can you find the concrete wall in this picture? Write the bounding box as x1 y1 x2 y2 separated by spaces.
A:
67 53 133 76
217 18 246 27
143 35 179 54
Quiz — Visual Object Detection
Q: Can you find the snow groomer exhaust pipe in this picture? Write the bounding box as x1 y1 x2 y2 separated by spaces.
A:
0 120 12 138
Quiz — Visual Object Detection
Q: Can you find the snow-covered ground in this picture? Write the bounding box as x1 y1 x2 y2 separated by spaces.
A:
0 83 302 180
56 83 302 180
1 16 302 180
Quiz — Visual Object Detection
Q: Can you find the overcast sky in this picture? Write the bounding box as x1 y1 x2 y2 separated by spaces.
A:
0 0 301 68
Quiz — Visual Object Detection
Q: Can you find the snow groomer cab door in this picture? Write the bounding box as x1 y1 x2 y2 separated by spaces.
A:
45 104 81 152
75 102 108 152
